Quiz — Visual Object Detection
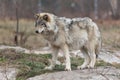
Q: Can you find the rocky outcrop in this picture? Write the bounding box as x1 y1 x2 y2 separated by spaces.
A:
0 45 120 80
98 50 120 64
0 67 18 80
27 67 120 80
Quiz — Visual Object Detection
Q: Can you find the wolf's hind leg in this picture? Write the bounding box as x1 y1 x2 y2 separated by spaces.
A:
77 47 90 69
87 45 96 68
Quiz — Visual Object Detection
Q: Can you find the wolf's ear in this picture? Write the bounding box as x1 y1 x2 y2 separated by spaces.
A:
34 14 39 19
43 14 50 22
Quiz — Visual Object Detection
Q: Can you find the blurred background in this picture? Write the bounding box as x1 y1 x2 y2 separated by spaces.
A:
0 0 120 50
0 0 119 19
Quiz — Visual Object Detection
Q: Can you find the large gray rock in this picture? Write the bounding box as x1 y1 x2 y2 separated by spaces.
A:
27 67 120 80
98 50 120 64
0 67 18 80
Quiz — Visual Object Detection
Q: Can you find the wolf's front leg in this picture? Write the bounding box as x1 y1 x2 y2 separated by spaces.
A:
77 47 90 69
45 47 59 70
61 44 71 71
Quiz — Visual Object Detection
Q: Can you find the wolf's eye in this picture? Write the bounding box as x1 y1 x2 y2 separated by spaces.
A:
41 23 47 27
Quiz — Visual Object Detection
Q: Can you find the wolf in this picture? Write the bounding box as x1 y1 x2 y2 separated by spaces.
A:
34 13 101 71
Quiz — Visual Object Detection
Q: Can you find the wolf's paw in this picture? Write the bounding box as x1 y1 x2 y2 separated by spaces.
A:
77 65 87 70
87 65 94 69
65 67 71 71
44 66 53 70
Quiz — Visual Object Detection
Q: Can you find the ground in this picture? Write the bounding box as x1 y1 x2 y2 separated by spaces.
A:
0 48 120 80
27 67 120 80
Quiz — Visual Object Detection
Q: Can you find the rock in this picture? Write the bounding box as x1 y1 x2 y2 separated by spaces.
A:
0 45 120 80
0 45 52 54
0 67 18 80
99 50 120 64
27 67 120 80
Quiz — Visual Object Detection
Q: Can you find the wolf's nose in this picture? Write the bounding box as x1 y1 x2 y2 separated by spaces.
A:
35 30 39 33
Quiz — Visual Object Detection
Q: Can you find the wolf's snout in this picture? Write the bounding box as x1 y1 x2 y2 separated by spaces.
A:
35 30 39 33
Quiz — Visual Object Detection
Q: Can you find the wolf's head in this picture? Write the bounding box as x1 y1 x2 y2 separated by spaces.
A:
34 13 57 34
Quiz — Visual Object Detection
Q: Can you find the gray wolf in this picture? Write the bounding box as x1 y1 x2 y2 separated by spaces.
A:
34 13 101 71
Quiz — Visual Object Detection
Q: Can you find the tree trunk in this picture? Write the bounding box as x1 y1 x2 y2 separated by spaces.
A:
13 0 19 45
109 0 119 19
94 0 98 19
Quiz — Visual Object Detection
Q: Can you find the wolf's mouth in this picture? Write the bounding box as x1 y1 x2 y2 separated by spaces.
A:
35 27 45 34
